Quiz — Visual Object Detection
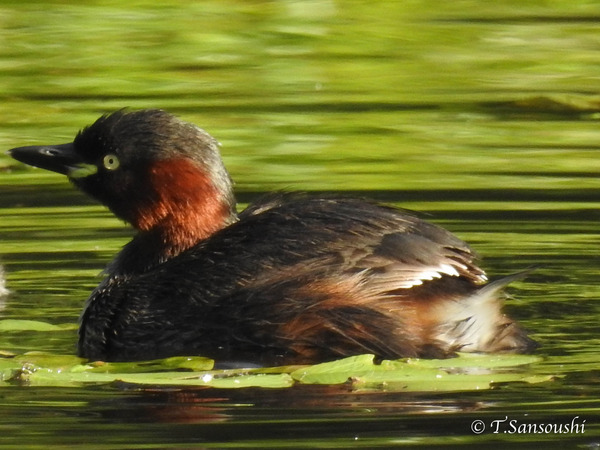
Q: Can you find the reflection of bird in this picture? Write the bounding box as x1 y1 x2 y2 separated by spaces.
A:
9 109 536 365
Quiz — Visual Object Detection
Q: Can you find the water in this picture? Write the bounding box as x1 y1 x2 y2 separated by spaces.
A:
1 1 600 448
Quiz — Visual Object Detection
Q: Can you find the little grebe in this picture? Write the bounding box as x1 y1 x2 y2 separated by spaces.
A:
9 109 536 364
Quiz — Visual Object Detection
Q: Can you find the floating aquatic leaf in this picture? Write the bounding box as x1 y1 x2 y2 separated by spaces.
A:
19 365 294 388
404 352 542 369
0 351 553 391
291 354 379 385
291 354 551 392
86 355 214 373
0 319 77 332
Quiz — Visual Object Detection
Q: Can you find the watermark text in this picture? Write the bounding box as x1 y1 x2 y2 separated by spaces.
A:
471 416 586 435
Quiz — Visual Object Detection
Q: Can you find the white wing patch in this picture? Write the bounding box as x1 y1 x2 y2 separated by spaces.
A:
394 263 487 289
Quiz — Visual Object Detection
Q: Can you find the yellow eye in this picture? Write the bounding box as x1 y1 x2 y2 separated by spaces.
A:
103 154 120 170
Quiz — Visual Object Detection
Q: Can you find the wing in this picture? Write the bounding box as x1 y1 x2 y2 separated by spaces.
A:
351 221 488 293
240 193 488 292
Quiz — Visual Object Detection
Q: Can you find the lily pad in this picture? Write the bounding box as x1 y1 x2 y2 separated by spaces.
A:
0 319 77 332
0 351 553 391
85 356 215 373
291 354 552 391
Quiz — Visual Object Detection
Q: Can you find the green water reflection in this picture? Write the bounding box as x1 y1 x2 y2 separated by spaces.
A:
1 1 600 448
